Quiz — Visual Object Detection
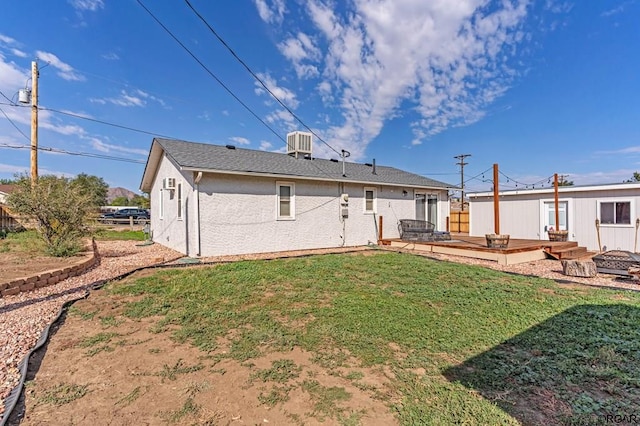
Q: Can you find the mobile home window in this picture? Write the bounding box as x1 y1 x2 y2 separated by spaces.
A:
599 201 631 225
277 182 295 220
364 187 377 213
177 182 183 220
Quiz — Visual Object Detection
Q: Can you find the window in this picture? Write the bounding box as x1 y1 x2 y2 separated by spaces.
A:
177 182 183 220
277 182 295 220
364 187 377 213
599 200 631 225
159 188 164 219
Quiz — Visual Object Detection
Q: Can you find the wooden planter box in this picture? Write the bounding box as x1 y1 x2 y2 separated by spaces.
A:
548 230 569 242
486 234 510 248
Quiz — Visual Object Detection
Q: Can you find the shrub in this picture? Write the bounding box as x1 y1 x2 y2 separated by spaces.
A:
6 174 97 257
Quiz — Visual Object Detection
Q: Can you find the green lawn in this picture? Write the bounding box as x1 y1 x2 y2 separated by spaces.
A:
107 251 640 425
0 228 146 255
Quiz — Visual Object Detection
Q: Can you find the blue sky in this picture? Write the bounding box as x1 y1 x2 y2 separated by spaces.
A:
1 0 638 194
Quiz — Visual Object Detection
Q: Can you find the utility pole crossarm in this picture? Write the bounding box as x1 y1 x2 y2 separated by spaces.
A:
454 154 471 211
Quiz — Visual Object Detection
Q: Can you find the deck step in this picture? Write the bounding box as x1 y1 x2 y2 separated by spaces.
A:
545 245 590 260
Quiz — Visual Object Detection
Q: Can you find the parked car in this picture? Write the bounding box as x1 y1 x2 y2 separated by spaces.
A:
99 208 150 224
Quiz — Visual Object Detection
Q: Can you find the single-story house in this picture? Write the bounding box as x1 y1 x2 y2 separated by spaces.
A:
0 184 15 205
140 133 456 257
468 182 640 252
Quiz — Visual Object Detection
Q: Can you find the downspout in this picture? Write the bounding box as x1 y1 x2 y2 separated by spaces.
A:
194 171 203 256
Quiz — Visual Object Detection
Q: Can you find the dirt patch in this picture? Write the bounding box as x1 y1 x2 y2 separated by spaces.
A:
0 251 90 284
12 280 399 425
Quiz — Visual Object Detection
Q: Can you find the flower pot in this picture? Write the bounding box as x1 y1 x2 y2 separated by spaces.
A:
548 230 569 242
486 234 510 248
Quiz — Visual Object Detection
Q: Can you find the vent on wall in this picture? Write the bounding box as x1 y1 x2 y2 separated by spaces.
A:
286 131 313 159
163 177 176 190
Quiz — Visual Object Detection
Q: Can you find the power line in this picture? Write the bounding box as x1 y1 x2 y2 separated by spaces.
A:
0 106 30 141
183 0 342 156
39 106 177 139
0 143 145 164
0 89 16 104
136 0 286 146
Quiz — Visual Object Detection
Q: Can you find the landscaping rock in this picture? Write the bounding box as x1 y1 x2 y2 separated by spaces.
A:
561 259 597 277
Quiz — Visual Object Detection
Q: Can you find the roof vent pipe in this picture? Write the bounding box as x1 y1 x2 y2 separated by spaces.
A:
341 149 350 177
372 158 376 175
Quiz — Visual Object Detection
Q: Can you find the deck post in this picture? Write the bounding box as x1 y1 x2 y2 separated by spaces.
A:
554 173 559 231
493 164 500 234
378 215 383 241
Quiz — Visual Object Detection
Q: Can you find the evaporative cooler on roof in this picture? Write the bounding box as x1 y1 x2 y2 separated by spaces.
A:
287 131 313 159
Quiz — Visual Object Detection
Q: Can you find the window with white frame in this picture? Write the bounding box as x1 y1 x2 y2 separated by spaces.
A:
364 187 377 213
177 182 183 220
277 182 295 220
159 188 164 219
598 200 631 225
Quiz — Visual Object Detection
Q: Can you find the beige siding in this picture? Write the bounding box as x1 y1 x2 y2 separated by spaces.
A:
470 187 640 252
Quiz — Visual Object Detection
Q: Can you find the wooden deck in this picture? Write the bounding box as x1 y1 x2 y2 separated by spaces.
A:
380 234 595 266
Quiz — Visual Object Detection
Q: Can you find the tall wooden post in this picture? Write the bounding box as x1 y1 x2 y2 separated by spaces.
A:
30 61 39 185
554 173 559 230
493 163 500 234
378 215 383 242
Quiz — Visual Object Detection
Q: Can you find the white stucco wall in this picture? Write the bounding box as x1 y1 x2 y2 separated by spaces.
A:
149 154 193 255
469 187 640 252
150 156 450 256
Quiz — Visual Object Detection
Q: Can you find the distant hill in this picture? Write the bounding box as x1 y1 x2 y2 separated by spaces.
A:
106 187 138 204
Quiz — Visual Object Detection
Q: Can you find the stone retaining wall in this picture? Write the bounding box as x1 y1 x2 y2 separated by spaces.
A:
0 239 98 298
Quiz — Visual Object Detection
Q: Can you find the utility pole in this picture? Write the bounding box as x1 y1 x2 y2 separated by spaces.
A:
30 61 39 185
454 154 471 211
558 174 569 186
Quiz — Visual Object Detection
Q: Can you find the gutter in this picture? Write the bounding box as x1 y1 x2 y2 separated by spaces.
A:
194 171 203 256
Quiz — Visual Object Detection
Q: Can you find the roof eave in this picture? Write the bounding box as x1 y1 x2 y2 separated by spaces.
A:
179 166 454 190
139 139 164 193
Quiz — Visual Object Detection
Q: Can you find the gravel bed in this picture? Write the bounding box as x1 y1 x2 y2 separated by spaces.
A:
0 240 182 417
2 242 638 418
388 247 640 292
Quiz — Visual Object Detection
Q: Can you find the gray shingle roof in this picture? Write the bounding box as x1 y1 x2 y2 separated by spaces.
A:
153 138 455 189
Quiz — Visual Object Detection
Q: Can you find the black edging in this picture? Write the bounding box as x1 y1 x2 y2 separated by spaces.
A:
0 247 375 425
1 291 89 426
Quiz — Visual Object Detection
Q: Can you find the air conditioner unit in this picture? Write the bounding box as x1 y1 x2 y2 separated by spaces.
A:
286 131 313 158
163 177 176 190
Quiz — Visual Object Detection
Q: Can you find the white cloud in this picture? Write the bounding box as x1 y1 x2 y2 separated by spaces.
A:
0 163 28 174
0 34 17 45
596 146 640 155
601 1 631 17
278 32 320 78
259 141 273 150
254 0 286 24
68 0 104 11
265 109 296 130
91 139 148 156
11 49 27 58
0 53 29 97
101 52 120 60
35 51 84 81
229 136 251 145
90 89 165 108
254 72 299 109
266 0 538 159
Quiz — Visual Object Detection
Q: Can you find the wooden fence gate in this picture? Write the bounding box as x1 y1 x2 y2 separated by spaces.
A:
449 210 469 233
0 205 20 230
